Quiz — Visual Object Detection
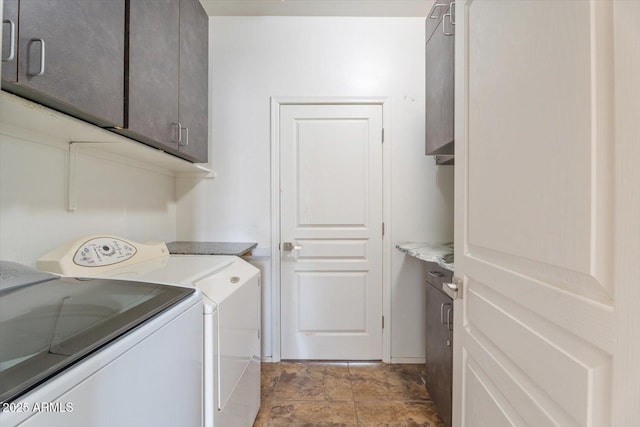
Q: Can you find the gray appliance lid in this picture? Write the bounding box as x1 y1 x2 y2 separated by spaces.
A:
0 261 58 292
0 272 194 404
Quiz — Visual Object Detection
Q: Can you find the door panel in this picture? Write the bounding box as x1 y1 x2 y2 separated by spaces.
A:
454 1 616 426
280 103 383 360
127 0 180 149
296 272 367 332
16 0 124 127
425 5 455 155
178 0 209 163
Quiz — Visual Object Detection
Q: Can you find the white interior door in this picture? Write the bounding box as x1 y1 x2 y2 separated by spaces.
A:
452 1 638 426
280 103 383 360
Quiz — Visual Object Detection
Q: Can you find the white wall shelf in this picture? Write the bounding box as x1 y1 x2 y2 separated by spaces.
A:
0 91 214 176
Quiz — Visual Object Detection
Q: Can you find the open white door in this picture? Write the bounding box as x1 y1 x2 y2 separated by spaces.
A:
453 1 639 426
279 103 383 360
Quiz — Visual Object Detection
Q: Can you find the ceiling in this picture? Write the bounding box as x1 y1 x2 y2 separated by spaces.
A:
200 0 433 17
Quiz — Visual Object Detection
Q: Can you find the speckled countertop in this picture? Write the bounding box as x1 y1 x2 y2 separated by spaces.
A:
166 241 257 256
395 242 454 271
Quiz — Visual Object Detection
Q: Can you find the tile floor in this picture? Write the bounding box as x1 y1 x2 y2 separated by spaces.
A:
254 361 445 427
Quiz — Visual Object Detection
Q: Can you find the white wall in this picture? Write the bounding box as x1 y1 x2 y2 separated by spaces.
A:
177 16 454 361
0 132 177 266
0 1 177 266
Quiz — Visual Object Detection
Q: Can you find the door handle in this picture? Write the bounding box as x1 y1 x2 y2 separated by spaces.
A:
440 302 452 324
442 13 454 36
428 3 449 19
2 19 16 62
179 126 189 147
442 279 462 299
28 38 46 76
282 242 302 252
446 307 453 331
172 122 183 144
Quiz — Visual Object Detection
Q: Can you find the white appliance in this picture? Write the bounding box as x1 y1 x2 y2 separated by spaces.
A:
0 261 203 427
37 236 262 427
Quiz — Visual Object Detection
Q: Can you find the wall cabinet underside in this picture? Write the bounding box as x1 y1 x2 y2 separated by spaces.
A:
1 0 209 164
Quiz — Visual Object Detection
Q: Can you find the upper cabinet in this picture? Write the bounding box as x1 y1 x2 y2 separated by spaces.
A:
1 0 209 164
178 0 209 163
425 1 455 163
115 0 209 164
1 0 125 128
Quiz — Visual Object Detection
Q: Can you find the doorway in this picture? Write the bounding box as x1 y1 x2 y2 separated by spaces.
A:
270 98 390 361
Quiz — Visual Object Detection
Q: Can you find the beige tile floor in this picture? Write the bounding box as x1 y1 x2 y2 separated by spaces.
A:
254 361 445 427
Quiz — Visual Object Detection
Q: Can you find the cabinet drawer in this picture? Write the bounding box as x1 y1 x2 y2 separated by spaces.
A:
425 263 453 292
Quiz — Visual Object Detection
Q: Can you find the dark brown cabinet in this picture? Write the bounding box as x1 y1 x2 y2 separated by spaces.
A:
425 1 455 161
1 0 125 128
116 0 209 163
178 0 209 163
1 0 208 165
424 263 453 427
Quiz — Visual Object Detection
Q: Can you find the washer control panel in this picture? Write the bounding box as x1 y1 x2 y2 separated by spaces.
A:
73 237 138 267
38 235 169 276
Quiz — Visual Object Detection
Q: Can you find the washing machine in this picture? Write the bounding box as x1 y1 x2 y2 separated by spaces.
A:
0 261 203 427
37 235 262 427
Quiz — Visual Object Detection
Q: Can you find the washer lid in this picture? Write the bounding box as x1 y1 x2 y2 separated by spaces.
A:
0 276 194 404
0 261 57 292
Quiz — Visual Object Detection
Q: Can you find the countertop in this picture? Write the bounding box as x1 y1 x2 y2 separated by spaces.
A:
166 241 258 256
395 242 454 272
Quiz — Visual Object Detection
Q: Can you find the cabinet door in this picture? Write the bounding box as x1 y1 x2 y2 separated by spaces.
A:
126 0 180 153
1 0 19 83
178 0 209 163
425 12 454 156
425 281 453 427
425 0 452 44
15 0 124 127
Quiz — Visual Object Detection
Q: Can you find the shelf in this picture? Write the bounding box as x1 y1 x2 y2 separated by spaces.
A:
0 91 213 176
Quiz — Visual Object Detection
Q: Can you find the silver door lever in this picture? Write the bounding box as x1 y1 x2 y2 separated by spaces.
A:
282 242 302 252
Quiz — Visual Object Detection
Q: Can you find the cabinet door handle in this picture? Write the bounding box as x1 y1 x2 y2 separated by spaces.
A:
28 38 46 76
428 3 449 19
2 19 16 62
442 13 454 36
442 281 460 299
179 126 189 147
172 122 183 144
440 302 452 324
428 270 444 278
446 307 453 331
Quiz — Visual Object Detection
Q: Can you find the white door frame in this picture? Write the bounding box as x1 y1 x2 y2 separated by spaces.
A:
270 96 392 363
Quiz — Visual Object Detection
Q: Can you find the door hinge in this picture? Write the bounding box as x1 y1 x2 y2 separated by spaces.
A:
382 316 385 329
382 222 385 237
382 128 385 143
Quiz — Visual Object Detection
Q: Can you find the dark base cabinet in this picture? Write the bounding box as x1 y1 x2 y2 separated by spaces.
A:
424 263 453 427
